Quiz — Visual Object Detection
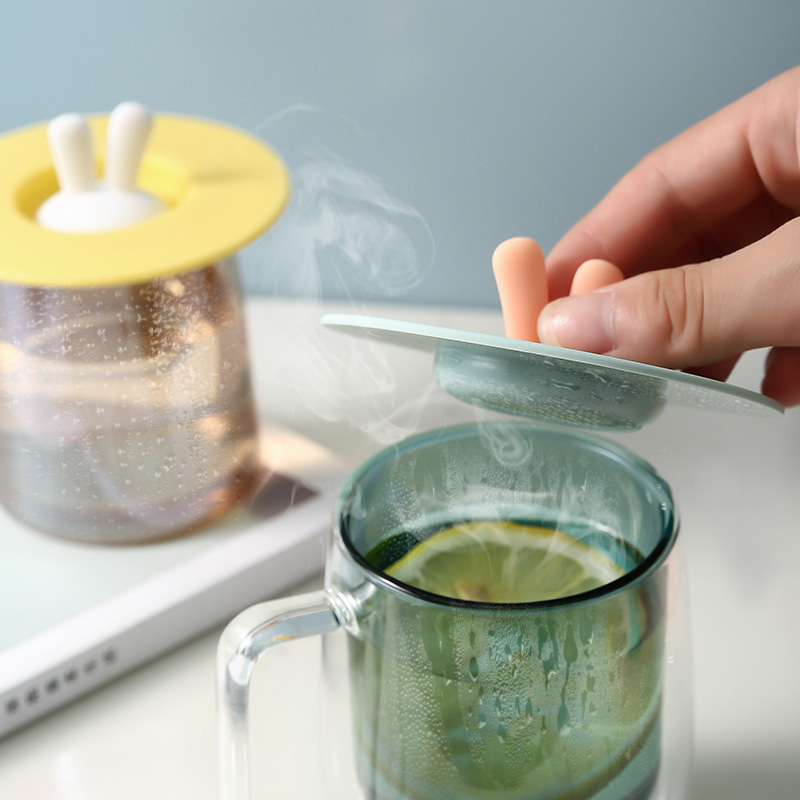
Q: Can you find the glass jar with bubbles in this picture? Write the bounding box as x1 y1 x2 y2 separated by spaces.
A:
0 102 289 543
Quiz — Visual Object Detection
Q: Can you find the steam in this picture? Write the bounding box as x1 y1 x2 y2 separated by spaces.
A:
477 423 534 469
240 104 442 449
245 103 433 301
270 155 428 299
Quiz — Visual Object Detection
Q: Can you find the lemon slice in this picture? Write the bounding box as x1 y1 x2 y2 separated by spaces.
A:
386 520 625 603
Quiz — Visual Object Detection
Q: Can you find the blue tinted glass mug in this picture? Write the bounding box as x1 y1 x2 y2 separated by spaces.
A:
218 422 691 799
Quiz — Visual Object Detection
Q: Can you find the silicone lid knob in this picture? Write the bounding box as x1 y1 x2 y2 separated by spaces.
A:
492 237 548 341
570 258 624 295
35 102 166 233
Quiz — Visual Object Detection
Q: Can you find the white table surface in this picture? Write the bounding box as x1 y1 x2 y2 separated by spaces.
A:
1 298 798 800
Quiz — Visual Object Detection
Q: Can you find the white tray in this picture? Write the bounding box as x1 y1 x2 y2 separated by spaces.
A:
0 422 345 738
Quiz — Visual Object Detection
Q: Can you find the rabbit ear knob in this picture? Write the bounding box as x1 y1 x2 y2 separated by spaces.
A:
46 113 97 193
492 237 549 342
36 102 165 233
104 101 154 192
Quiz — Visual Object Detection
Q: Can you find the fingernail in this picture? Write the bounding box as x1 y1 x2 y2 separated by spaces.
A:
537 291 616 353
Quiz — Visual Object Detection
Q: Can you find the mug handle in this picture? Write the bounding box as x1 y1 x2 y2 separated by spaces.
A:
216 590 345 800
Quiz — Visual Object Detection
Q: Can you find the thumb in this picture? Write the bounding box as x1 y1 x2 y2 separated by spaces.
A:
538 219 800 370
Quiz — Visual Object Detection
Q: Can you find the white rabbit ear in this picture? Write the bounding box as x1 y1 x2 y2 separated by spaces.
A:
38 103 165 232
47 113 96 192
104 101 153 191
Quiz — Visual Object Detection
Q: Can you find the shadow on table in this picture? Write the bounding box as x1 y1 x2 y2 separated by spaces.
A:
690 750 800 800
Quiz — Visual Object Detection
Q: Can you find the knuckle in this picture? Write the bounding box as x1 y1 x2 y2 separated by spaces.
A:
650 267 707 362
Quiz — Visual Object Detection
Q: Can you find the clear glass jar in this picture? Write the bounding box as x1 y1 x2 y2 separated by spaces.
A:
0 258 260 543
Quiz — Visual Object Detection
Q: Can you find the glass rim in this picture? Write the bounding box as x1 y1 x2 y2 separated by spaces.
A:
335 421 679 612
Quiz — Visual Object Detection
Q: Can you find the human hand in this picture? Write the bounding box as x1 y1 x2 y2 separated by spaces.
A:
535 66 800 406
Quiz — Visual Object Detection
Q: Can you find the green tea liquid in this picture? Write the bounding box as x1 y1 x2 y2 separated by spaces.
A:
348 520 665 800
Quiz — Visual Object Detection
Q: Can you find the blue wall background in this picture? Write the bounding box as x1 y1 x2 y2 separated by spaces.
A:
1 1 798 307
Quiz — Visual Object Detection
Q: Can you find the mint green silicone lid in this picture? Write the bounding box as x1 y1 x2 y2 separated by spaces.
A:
322 313 783 432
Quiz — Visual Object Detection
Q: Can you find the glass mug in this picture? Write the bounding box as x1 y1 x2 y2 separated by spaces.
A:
218 422 691 800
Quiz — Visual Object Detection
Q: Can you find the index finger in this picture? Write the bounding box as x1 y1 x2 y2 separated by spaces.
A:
546 66 800 298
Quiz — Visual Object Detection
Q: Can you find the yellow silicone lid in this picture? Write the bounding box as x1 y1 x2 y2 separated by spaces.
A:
0 112 290 288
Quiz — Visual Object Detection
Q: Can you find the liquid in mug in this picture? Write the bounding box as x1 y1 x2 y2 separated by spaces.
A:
0 261 260 542
348 518 666 800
